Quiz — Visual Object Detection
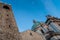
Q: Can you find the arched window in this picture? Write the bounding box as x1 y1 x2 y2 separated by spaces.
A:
30 32 33 36
3 5 10 10
9 25 11 28
41 30 44 33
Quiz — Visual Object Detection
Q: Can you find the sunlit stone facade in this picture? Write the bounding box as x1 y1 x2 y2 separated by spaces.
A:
32 15 60 40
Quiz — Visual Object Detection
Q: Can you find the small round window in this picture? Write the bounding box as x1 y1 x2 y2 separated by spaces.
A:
3 5 10 10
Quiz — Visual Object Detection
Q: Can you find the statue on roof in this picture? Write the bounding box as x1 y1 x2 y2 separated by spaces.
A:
31 20 40 31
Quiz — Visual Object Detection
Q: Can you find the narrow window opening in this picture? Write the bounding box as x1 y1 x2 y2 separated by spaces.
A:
7 14 9 16
41 30 44 33
30 32 33 36
9 25 11 28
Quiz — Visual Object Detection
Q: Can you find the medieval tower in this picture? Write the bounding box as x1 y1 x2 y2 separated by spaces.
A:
0 2 21 40
0 2 18 32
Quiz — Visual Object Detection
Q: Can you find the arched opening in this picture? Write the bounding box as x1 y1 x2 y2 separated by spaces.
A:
30 32 33 36
7 14 9 16
3 5 10 10
9 25 11 28
41 30 44 33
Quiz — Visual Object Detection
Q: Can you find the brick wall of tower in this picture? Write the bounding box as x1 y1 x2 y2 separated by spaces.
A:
0 3 21 40
0 3 18 32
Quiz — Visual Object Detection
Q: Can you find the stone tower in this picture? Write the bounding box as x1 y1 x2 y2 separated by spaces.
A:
0 2 21 40
0 2 18 32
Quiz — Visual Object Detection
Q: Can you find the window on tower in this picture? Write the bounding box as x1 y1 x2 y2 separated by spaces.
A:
9 24 13 30
30 32 33 36
9 25 11 28
7 14 9 16
9 24 12 28
3 5 10 10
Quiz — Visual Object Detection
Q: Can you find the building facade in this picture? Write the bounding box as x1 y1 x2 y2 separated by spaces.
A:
32 15 60 40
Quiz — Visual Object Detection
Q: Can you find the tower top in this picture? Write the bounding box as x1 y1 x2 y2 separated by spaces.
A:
0 2 12 11
0 2 18 32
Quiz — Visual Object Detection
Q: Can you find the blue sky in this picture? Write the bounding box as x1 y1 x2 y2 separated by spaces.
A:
1 0 60 32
